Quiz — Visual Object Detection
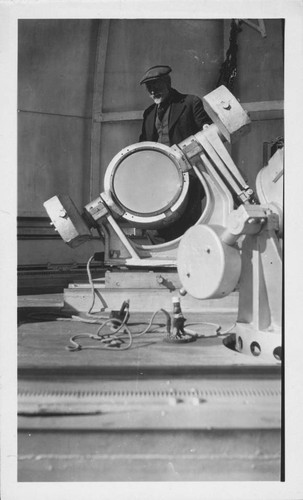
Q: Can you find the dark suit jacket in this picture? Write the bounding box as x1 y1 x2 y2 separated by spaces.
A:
139 88 210 146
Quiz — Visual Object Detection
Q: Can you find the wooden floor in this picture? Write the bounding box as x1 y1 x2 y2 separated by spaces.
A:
17 293 282 482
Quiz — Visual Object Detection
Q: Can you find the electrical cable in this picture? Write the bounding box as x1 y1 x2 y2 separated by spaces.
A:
59 315 109 323
86 254 97 315
130 308 171 337
183 321 236 338
65 306 236 351
84 253 115 320
65 307 172 352
24 258 236 351
66 316 133 352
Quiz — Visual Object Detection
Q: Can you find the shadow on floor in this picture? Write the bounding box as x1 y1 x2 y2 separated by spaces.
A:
18 307 70 326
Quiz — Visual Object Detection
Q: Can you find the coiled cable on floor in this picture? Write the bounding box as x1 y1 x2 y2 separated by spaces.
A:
65 307 172 352
83 256 236 339
66 315 132 352
183 321 236 338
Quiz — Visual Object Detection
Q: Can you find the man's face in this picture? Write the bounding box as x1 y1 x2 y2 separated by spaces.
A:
145 78 170 105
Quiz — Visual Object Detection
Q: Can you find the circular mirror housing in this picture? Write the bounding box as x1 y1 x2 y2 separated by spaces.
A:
103 142 190 228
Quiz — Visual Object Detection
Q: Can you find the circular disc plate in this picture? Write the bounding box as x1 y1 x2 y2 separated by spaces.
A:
112 150 183 215
177 224 241 299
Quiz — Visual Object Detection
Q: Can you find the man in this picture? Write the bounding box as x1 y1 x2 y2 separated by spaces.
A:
139 65 211 240
139 65 210 145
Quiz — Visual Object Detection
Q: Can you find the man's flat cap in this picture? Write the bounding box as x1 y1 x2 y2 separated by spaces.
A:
140 65 172 85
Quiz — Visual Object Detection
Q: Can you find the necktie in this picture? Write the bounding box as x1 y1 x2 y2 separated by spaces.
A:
157 105 166 122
